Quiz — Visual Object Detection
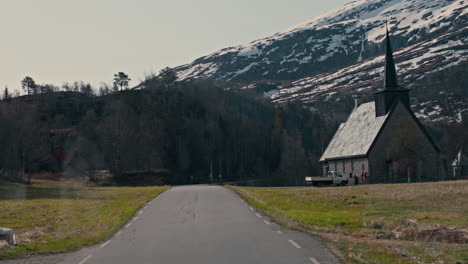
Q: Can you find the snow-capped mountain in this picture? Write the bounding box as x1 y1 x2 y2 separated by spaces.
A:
271 26 468 123
175 0 467 83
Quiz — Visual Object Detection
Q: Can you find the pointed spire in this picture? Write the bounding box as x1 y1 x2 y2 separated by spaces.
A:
384 22 398 90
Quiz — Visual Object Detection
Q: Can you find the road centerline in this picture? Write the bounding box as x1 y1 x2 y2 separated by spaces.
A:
100 240 111 248
309 257 321 264
51 185 338 264
288 239 302 249
78 255 92 264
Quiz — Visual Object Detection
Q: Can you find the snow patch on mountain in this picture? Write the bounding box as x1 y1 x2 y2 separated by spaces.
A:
273 29 467 103
174 0 467 83
267 27 468 123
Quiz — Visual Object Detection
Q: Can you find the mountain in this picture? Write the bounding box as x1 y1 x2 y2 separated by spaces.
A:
271 26 468 123
171 0 468 122
175 0 467 82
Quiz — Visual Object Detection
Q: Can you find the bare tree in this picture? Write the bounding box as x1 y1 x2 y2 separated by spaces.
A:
99 82 111 96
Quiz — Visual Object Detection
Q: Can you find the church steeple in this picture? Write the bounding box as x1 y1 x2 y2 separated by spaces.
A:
374 23 410 117
384 24 398 90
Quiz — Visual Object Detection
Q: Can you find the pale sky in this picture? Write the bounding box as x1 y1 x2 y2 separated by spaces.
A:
1 0 349 93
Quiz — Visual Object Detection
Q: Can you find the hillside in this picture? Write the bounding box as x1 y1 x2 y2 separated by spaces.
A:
271 27 468 123
174 0 467 83
0 82 322 186
169 0 468 123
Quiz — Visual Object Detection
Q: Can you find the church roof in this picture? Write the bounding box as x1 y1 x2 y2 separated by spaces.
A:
320 102 388 161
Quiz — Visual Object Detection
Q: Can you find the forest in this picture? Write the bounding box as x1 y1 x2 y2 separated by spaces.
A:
0 75 339 186
0 72 465 186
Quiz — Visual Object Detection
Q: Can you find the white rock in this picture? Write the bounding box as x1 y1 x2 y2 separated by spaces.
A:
0 228 16 248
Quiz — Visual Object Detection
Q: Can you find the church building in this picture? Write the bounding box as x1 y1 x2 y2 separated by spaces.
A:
319 28 442 184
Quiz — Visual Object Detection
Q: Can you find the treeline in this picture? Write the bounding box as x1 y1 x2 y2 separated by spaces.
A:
0 77 340 186
2 72 133 100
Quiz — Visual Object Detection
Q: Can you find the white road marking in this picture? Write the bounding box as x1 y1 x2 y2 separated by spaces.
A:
100 240 111 248
133 216 139 221
263 220 270 225
255 213 262 218
78 255 92 264
125 223 131 228
116 231 121 236
277 230 283 234
138 211 143 215
309 257 321 264
288 239 302 249
249 206 254 211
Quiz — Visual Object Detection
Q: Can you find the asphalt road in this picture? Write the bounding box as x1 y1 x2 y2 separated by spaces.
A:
2 185 339 264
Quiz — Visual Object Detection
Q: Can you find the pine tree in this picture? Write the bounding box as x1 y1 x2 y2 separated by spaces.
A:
3 86 9 100
113 72 131 91
21 76 37 95
159 67 177 87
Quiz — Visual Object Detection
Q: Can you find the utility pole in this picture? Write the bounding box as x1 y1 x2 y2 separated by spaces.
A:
209 160 213 184
219 158 222 184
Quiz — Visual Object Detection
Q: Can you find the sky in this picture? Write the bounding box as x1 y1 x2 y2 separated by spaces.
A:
1 0 350 93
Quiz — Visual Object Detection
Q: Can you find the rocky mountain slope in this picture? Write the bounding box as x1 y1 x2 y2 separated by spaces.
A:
170 0 467 123
271 26 468 123
175 0 467 83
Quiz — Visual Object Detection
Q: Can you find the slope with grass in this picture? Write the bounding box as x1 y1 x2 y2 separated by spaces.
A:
229 181 468 264
0 180 169 260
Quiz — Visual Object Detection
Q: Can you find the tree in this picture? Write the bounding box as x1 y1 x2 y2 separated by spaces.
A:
79 82 94 96
113 72 131 91
38 84 56 94
99 82 111 96
21 76 37 95
3 86 10 100
62 82 72 92
159 67 177 87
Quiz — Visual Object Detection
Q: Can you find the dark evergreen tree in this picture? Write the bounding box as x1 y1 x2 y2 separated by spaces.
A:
159 67 178 87
3 86 10 100
21 76 37 95
113 72 131 91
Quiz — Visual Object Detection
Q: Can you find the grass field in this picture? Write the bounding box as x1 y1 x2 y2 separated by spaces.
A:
230 181 468 264
0 180 169 260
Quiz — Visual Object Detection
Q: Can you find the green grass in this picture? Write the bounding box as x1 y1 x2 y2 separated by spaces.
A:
0 180 169 260
229 181 468 264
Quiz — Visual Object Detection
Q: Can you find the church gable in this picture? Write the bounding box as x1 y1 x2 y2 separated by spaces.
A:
370 100 439 157
368 101 440 182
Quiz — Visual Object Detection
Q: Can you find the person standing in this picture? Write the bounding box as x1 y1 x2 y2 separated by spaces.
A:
360 171 365 184
365 171 369 184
